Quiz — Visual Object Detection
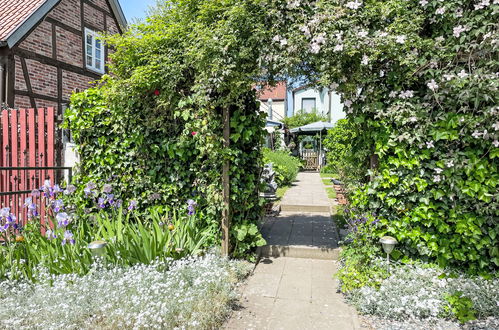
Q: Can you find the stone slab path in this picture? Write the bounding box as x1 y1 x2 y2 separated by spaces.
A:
225 172 361 329
225 257 361 330
280 172 331 212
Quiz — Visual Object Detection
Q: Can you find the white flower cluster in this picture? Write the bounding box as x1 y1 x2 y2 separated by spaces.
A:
0 254 251 329
348 263 499 321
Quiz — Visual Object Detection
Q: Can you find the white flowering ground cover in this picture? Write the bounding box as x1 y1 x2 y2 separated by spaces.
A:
347 263 499 328
0 254 251 329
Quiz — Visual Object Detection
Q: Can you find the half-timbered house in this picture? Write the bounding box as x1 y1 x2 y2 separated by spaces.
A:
0 0 126 113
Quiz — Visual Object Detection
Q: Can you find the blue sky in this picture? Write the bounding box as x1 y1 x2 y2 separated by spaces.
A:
119 0 157 22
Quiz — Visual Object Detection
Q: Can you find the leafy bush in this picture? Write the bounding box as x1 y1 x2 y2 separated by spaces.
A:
323 119 365 184
267 0 499 271
64 0 269 256
283 109 329 129
0 254 252 329
263 148 302 186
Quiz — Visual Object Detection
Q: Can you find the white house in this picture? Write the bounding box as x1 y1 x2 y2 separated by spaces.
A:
289 85 346 124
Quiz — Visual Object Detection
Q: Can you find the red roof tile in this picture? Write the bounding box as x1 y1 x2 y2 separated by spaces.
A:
0 0 47 42
258 81 287 101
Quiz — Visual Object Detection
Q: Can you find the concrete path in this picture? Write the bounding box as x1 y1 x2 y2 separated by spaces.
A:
225 257 361 330
280 172 331 212
225 172 361 329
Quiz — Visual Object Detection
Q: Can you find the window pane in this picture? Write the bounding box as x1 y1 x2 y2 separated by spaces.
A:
95 59 101 70
301 98 316 113
87 45 93 56
86 34 93 45
87 55 92 65
95 39 101 49
95 49 101 59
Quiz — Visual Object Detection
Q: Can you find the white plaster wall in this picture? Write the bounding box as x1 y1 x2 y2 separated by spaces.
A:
259 100 286 121
329 91 346 125
293 88 329 116
63 142 78 183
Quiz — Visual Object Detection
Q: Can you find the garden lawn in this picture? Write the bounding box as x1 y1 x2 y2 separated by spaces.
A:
0 254 251 329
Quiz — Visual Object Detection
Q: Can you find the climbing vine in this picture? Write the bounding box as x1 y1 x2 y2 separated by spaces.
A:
66 0 498 268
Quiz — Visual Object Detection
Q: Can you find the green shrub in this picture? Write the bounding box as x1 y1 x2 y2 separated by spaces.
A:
263 148 302 186
283 109 329 129
323 119 365 185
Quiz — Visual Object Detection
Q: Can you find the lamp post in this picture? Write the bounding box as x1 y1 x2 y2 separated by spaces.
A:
88 240 107 259
379 236 397 273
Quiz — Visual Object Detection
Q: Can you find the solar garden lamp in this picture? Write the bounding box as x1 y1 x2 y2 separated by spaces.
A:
88 240 107 261
379 236 397 273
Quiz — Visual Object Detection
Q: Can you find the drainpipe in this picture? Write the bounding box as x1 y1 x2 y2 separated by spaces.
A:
0 62 4 105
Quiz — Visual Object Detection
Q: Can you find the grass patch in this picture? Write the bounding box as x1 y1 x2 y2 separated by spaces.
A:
326 187 337 199
276 185 291 200
320 172 337 178
322 178 333 185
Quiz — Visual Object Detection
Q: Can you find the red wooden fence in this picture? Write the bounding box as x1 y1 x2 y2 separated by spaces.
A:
0 107 56 226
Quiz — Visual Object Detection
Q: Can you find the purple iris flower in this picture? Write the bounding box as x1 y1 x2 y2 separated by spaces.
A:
107 194 115 206
187 199 197 215
115 199 123 209
56 212 69 227
84 182 97 196
102 184 113 193
1 207 11 218
98 197 106 209
24 198 38 217
53 199 64 213
45 229 56 240
128 200 137 211
62 230 75 245
64 184 77 195
51 184 63 196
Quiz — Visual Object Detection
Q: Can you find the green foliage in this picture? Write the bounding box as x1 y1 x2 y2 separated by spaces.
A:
63 0 271 256
323 119 365 184
93 206 209 265
263 148 302 186
231 221 266 261
268 0 499 271
444 292 477 324
64 0 498 269
0 191 209 281
283 109 329 129
336 242 389 293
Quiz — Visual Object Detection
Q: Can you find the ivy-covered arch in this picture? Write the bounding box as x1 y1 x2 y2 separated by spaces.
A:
66 0 498 270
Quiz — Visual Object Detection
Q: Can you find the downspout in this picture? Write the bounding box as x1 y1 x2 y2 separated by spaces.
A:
0 61 5 105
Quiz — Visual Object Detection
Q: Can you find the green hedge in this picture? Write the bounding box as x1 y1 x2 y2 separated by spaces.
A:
263 148 302 186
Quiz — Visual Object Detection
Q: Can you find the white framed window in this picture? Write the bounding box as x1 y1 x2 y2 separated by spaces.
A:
84 28 105 74
301 98 316 113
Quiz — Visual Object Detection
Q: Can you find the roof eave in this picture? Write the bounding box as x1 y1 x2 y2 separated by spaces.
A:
109 0 128 31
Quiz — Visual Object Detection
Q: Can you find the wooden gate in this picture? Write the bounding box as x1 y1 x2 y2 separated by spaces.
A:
0 107 59 224
302 149 318 170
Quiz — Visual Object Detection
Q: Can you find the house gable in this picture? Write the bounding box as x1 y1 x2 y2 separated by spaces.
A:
1 0 126 110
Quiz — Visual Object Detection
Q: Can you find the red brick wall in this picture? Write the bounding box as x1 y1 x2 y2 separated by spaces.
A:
47 0 81 31
25 59 58 99
84 3 105 30
62 70 95 99
18 21 53 58
89 0 111 13
55 26 82 67
14 95 31 109
14 57 27 91
34 98 59 109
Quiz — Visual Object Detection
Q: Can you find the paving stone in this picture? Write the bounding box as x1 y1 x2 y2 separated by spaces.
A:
224 173 361 329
